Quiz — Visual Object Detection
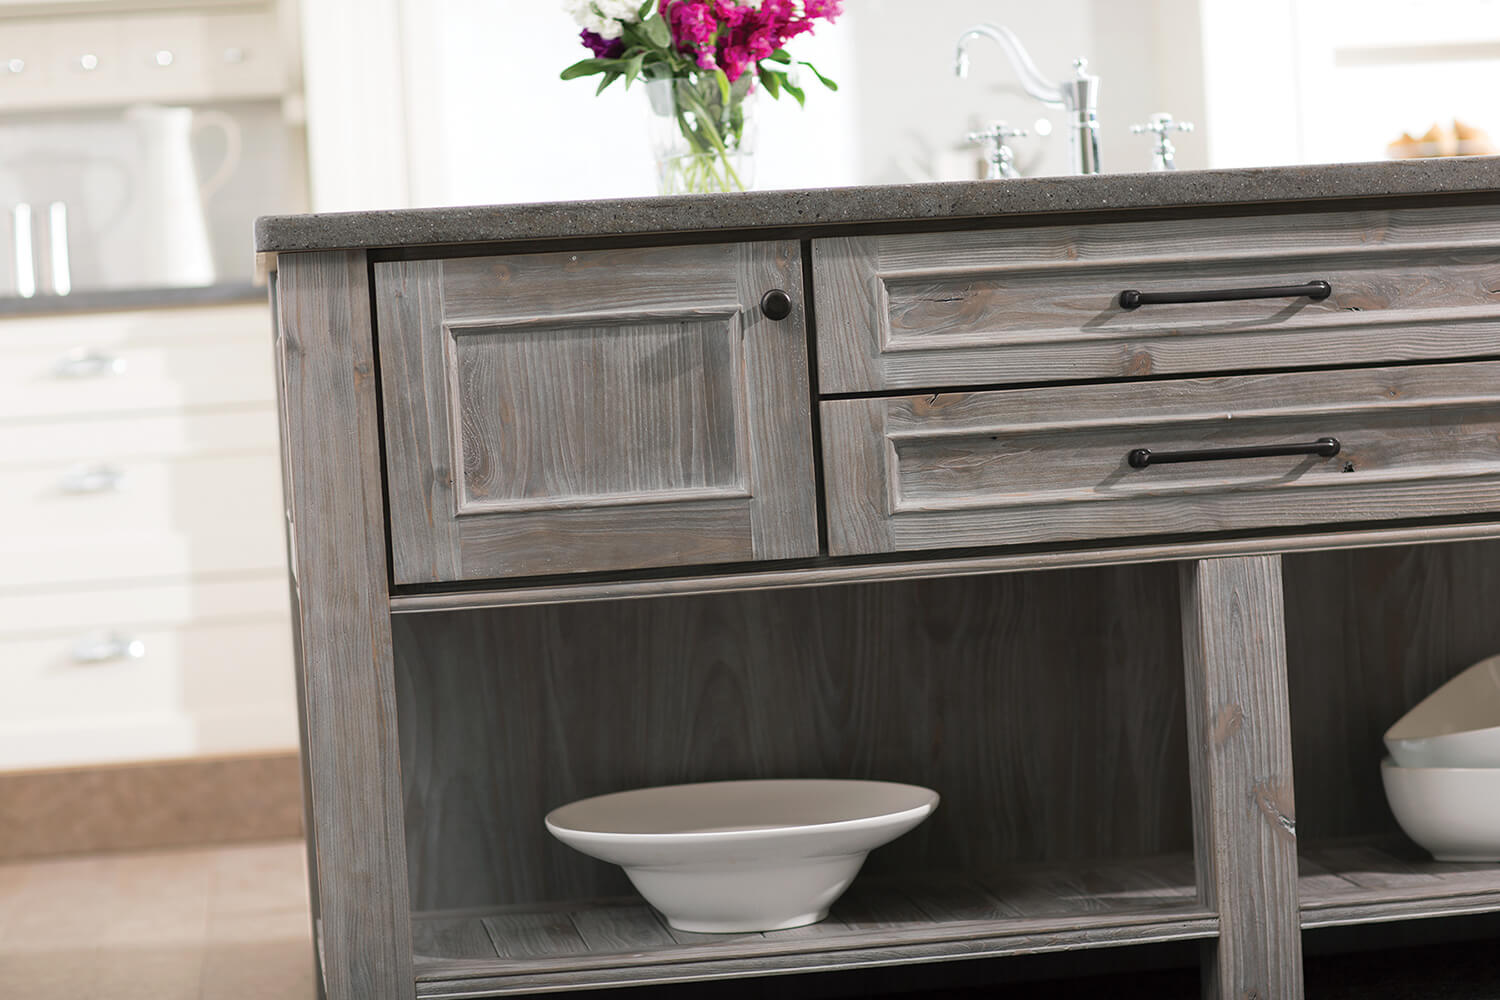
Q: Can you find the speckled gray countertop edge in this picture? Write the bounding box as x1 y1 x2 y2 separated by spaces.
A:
255 157 1500 254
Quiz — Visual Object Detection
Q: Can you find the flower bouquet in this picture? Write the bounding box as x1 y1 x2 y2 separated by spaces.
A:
561 1 842 194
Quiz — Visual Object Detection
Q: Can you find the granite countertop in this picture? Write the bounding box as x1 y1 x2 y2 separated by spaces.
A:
255 157 1500 255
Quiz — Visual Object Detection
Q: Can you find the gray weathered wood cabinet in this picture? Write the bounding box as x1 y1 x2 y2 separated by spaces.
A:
266 179 1500 1000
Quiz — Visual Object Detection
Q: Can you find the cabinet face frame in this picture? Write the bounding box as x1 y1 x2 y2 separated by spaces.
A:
374 242 819 585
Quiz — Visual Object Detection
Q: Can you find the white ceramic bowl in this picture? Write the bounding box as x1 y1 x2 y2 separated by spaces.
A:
1384 654 1500 768
544 779 939 933
1381 757 1500 862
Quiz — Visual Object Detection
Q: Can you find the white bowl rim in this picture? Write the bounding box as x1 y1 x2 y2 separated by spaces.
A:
545 779 939 842
1384 654 1500 742
1379 755 1500 774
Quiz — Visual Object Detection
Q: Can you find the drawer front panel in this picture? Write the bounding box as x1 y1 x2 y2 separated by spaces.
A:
0 616 296 769
0 303 274 421
0 449 286 588
823 362 1500 555
376 242 818 584
814 205 1500 392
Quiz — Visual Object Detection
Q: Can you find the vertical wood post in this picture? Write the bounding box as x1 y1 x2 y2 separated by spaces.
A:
276 250 414 999
1180 555 1303 999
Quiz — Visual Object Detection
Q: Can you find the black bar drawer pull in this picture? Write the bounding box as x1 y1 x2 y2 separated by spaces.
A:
1119 280 1332 310
1128 437 1340 469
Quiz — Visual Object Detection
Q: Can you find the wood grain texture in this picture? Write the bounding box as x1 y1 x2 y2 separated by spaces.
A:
388 521 1500 615
375 242 817 585
407 858 1212 993
1299 840 1500 928
275 250 414 1000
822 361 1500 557
1283 540 1500 842
813 203 1500 392
391 566 1193 913
1180 555 1303 1000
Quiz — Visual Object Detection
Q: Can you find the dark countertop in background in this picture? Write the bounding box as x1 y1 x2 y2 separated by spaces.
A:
0 282 265 318
254 157 1500 255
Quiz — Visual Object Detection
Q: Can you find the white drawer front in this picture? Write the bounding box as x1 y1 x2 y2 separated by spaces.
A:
0 450 286 587
0 574 289 637
0 334 275 421
0 407 279 466
0 616 297 769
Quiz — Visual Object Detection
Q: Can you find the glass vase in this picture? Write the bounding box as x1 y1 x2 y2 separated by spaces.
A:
645 75 758 195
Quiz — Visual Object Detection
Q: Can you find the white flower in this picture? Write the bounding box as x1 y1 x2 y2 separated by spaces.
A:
563 0 641 39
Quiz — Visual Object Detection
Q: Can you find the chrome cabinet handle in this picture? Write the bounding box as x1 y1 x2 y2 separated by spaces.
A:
53 349 126 379
71 633 146 664
58 463 125 494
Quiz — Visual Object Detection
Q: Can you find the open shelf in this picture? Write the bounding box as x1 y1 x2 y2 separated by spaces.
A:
395 839 1500 996
1299 840 1500 928
408 856 1213 997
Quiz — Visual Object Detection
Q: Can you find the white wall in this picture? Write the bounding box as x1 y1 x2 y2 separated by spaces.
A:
300 0 1195 208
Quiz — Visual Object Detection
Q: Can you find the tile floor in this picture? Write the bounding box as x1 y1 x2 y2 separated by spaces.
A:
0 840 314 999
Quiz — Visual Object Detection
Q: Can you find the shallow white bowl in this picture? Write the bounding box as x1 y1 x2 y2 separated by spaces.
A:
544 779 939 933
1384 654 1500 768
1381 758 1500 862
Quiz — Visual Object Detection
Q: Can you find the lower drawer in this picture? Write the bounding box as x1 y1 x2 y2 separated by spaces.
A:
822 362 1500 556
0 607 296 769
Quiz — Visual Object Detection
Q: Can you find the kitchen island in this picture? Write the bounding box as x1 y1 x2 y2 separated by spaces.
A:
259 158 1500 1000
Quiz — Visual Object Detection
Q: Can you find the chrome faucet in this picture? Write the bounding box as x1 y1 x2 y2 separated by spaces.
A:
954 24 1101 175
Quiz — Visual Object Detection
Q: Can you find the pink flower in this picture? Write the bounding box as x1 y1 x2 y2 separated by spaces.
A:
660 1 842 82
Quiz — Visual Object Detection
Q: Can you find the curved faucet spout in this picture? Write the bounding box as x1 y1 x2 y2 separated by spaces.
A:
954 24 1064 108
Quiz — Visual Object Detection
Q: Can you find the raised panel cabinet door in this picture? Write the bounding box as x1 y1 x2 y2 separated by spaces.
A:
376 242 819 584
822 361 1500 556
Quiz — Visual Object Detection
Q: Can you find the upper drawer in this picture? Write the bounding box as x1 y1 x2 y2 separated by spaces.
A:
0 303 275 421
822 361 1500 557
376 242 819 585
813 205 1500 392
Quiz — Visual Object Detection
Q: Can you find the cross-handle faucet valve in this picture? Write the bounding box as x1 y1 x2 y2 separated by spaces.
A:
1131 112 1194 171
967 122 1029 179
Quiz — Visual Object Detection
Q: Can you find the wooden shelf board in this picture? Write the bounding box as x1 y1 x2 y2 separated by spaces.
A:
408 856 1212 996
1299 841 1500 928
388 521 1500 614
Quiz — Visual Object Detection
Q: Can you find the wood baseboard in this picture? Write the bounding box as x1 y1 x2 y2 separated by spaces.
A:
0 750 304 861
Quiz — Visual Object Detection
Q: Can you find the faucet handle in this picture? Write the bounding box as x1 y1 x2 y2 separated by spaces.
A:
967 122 1028 180
1130 112 1194 171
1131 112 1194 137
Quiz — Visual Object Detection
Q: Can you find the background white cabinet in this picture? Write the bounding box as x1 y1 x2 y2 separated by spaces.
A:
0 302 296 770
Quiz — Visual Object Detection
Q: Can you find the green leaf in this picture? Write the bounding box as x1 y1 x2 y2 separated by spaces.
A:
800 60 838 91
621 52 646 87
561 58 617 80
784 80 806 107
758 65 782 99
595 70 622 95
643 13 671 48
765 48 792 64
636 0 653 19
712 67 731 104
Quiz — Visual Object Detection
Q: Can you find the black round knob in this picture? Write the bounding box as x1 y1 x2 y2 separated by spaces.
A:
761 289 793 321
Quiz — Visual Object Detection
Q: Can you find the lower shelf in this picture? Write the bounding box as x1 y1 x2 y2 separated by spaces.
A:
403 844 1500 997
410 856 1212 997
1299 840 1500 928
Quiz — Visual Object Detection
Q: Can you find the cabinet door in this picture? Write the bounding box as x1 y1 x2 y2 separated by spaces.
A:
375 242 818 584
